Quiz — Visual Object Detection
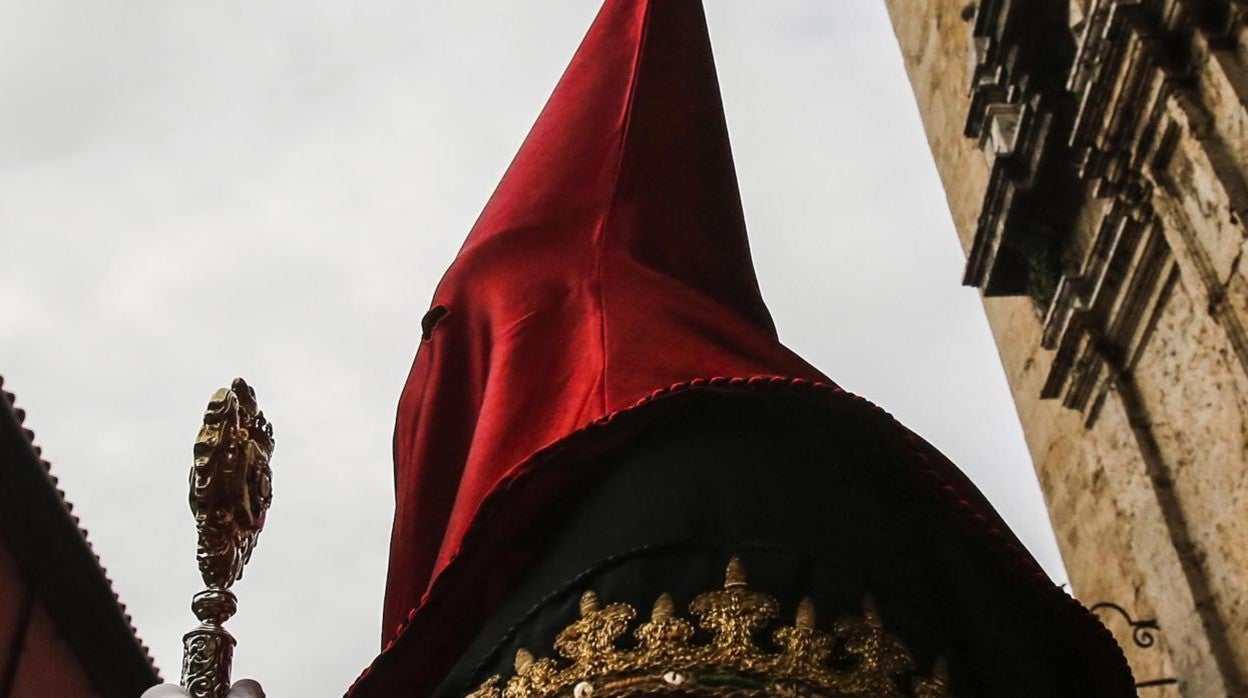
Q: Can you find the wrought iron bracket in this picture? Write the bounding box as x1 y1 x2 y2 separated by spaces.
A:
1089 602 1178 690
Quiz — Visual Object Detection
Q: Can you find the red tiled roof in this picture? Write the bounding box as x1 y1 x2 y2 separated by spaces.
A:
0 375 161 696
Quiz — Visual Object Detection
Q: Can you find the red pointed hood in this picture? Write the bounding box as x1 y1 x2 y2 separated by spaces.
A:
383 0 825 646
354 1 1131 694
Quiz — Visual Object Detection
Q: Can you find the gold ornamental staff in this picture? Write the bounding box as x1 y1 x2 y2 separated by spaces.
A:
180 379 274 698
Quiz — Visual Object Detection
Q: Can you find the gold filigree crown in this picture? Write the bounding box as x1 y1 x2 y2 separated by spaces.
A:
468 557 949 697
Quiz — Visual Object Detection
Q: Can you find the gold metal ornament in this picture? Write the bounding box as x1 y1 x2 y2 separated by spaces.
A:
180 378 274 698
468 557 949 697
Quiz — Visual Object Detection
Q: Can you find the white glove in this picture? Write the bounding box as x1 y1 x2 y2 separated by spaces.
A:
141 679 264 697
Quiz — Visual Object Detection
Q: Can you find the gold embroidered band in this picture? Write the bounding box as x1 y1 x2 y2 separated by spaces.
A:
468 557 949 697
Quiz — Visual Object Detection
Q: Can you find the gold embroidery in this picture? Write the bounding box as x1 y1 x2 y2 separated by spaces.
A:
468 557 949 697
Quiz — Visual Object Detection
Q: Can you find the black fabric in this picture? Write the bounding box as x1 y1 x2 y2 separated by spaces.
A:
433 395 1126 697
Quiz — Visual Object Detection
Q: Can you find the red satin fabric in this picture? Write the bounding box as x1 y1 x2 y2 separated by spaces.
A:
354 1 1136 693
383 0 826 643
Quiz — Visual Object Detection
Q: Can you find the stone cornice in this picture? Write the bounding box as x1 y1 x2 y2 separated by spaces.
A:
963 0 1079 296
964 0 1248 423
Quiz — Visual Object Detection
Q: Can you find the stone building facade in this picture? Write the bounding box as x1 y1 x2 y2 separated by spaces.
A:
885 1 1248 695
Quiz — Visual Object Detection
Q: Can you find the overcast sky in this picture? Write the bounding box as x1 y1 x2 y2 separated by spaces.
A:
0 2 1065 695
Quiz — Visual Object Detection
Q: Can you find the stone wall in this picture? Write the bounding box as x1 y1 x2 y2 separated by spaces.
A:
884 1 1248 695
